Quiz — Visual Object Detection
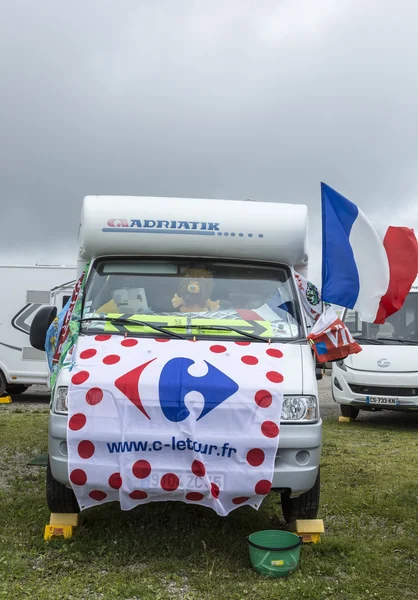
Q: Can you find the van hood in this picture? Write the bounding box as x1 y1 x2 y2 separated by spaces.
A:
56 337 306 394
344 344 418 373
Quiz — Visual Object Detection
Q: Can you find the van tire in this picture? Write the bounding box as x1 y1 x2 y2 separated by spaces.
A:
340 405 359 419
46 458 79 513
7 384 30 395
0 371 6 396
280 468 320 524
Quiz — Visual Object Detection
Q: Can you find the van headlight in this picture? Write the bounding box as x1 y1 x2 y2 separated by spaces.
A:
336 360 347 371
281 396 318 422
53 386 68 414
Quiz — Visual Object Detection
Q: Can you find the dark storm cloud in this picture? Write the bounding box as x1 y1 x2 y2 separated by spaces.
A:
1 0 418 284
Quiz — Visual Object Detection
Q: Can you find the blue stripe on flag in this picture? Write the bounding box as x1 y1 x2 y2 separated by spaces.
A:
266 290 295 319
321 183 360 308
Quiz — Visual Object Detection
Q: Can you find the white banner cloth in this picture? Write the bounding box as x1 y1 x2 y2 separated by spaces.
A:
67 336 284 516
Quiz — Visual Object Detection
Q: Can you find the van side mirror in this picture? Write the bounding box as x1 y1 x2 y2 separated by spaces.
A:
30 306 57 351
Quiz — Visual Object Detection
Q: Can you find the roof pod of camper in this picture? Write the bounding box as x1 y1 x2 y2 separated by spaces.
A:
78 195 308 271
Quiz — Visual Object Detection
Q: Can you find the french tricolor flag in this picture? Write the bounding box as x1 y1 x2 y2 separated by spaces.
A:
321 183 418 324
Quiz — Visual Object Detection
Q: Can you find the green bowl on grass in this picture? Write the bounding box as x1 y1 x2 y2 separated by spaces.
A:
247 530 302 578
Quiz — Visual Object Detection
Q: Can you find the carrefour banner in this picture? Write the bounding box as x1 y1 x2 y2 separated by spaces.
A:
67 337 284 516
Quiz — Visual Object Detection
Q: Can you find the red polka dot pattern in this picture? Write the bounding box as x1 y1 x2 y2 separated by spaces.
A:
241 355 258 365
95 335 111 342
121 338 138 347
232 496 250 505
254 390 272 408
186 492 204 501
155 338 170 342
129 490 148 500
161 473 180 491
103 354 120 365
69 413 86 431
261 421 279 438
85 387 103 405
71 371 90 385
78 440 95 459
108 472 122 489
246 448 265 467
210 345 227 353
235 341 251 346
70 469 87 486
211 483 220 498
191 460 206 477
80 349 97 359
255 480 272 495
266 371 284 383
266 348 283 359
89 490 107 501
132 460 151 479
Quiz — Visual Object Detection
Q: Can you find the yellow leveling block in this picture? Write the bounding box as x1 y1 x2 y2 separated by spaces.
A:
44 513 80 541
0 395 12 404
288 519 325 544
338 416 353 423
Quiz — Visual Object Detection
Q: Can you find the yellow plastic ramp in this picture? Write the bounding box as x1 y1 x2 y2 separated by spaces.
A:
288 519 325 544
44 513 79 541
0 395 12 404
338 416 353 423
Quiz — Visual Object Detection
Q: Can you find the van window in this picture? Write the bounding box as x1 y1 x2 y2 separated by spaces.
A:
344 292 418 341
81 258 302 341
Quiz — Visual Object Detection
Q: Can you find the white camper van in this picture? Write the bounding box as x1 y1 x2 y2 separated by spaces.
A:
332 276 418 418
30 196 322 522
0 264 76 395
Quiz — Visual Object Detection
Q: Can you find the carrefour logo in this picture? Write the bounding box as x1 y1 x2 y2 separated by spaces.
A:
114 357 239 423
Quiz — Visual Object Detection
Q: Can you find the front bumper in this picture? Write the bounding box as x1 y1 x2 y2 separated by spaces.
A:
332 366 418 411
49 413 322 498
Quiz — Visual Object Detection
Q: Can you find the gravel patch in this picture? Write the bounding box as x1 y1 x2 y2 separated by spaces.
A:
1 385 50 413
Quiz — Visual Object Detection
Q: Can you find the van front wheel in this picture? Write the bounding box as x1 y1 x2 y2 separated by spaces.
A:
340 405 359 419
46 458 79 513
280 468 320 524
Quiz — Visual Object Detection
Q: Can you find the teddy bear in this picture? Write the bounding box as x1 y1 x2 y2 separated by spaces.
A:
172 268 220 313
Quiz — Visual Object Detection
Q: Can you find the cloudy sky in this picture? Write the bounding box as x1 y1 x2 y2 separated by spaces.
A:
1 0 418 286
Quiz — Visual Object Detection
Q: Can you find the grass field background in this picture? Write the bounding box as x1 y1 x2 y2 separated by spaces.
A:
0 403 417 599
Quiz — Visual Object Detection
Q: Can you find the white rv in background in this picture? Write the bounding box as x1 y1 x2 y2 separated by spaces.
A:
0 264 76 395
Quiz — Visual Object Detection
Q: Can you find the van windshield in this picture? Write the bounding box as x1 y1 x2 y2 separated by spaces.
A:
344 292 418 342
81 259 303 342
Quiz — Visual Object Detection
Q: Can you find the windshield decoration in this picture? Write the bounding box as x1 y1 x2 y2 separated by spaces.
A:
45 262 90 391
308 307 362 363
67 337 284 516
294 273 323 323
172 268 220 313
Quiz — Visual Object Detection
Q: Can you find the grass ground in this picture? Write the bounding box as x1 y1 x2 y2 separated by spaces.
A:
0 407 417 600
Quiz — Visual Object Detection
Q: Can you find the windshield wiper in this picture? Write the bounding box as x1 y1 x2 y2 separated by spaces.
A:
375 337 418 345
353 336 385 345
80 317 186 340
163 324 277 342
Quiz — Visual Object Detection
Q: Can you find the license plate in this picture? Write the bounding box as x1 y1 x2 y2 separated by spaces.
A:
366 396 398 406
148 473 225 490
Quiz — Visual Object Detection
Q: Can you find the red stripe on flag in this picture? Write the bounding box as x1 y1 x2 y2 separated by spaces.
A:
375 227 418 324
236 309 263 321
